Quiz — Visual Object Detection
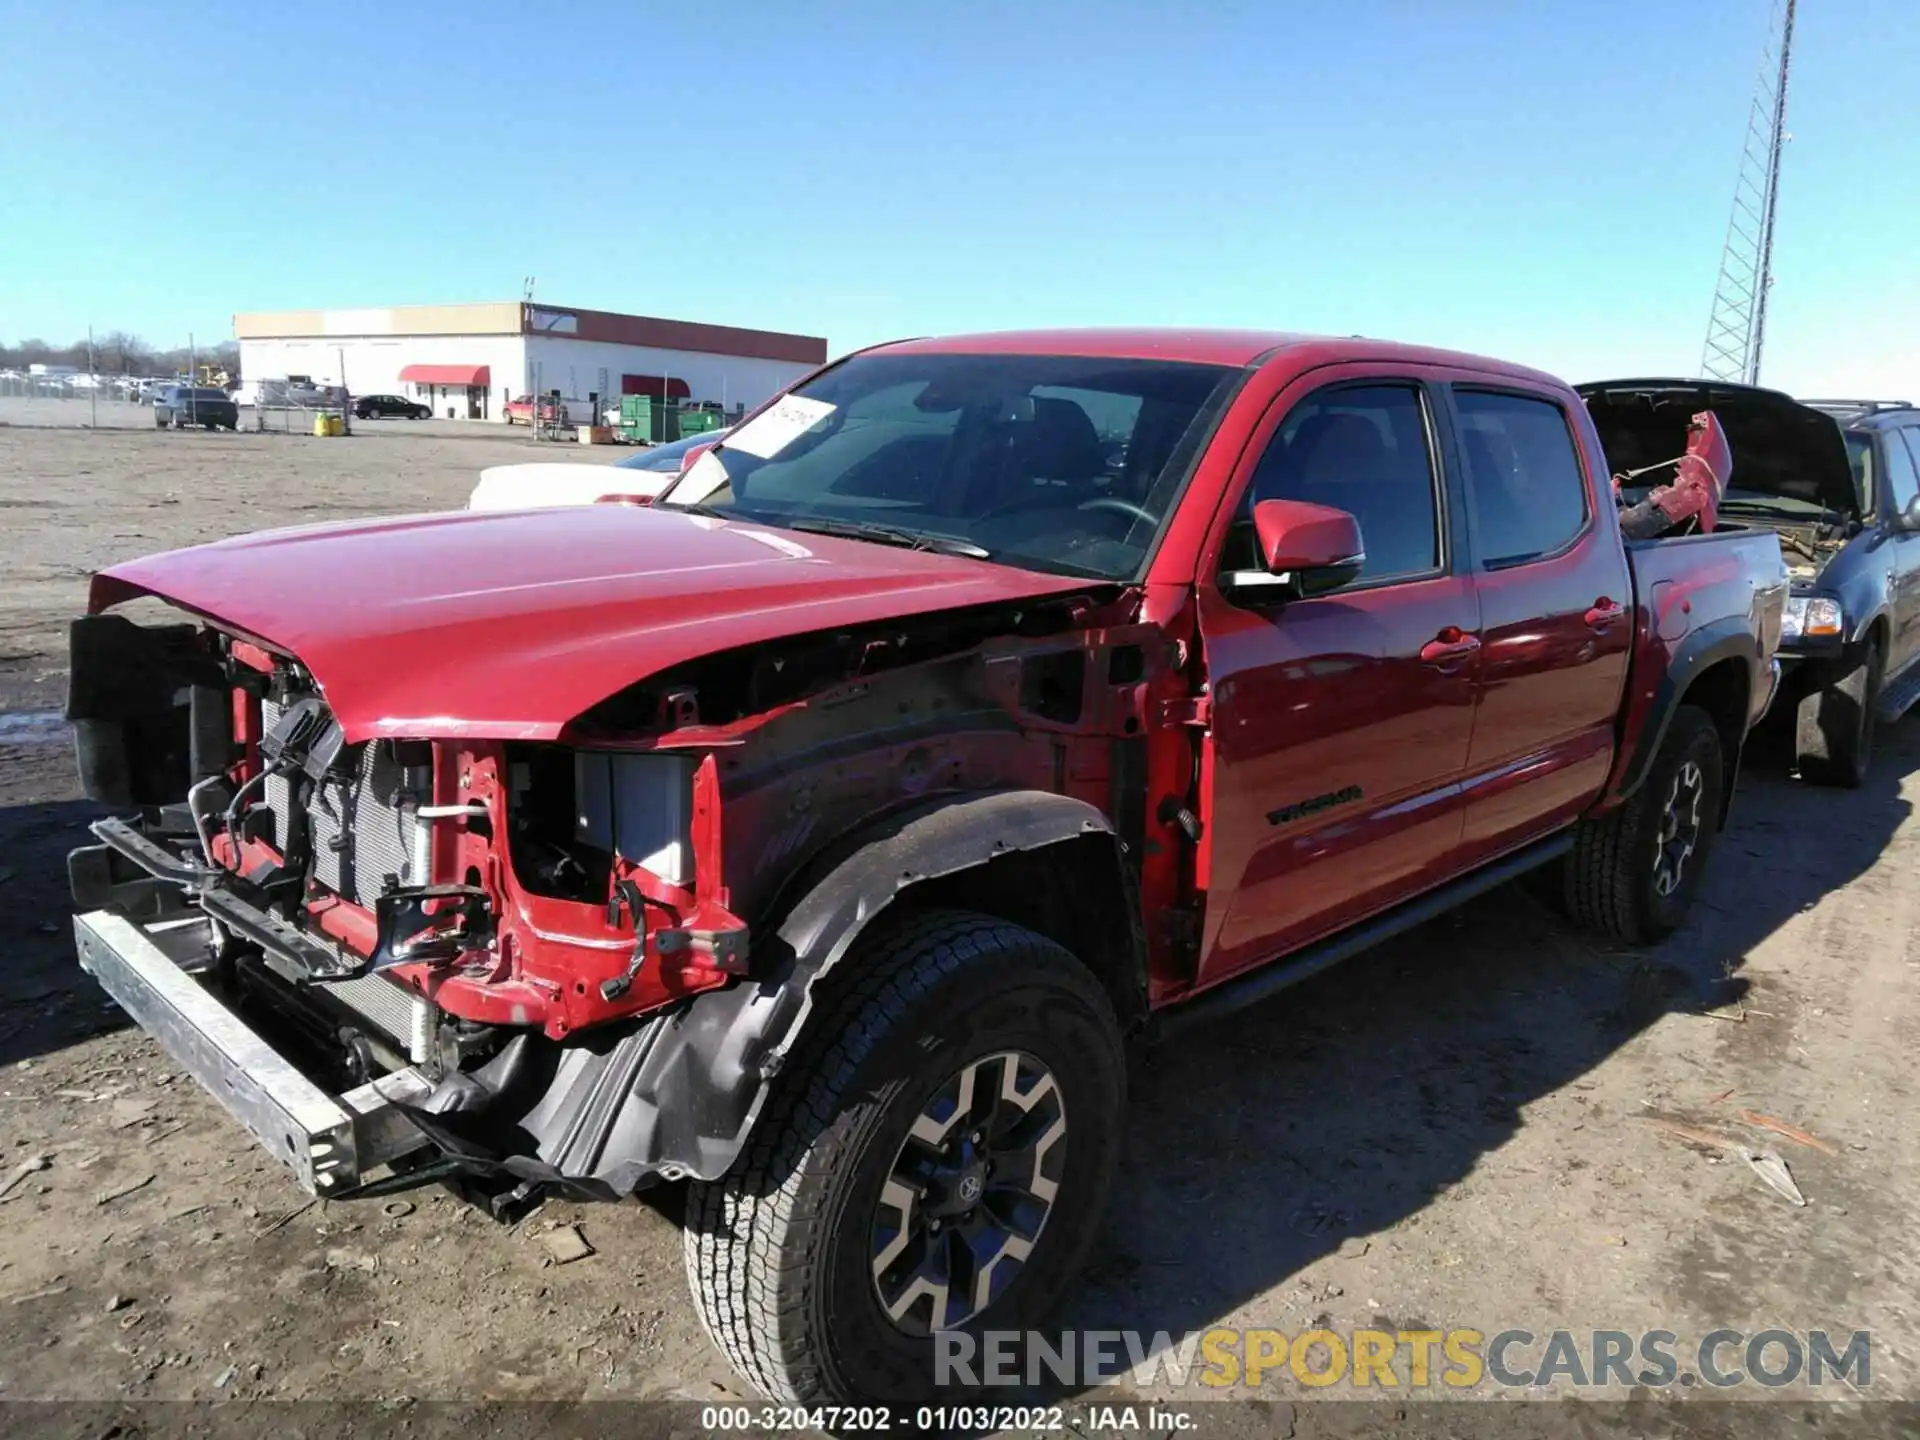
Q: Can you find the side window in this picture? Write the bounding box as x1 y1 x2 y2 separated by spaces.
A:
1454 390 1590 568
1881 430 1920 515
1223 384 1441 584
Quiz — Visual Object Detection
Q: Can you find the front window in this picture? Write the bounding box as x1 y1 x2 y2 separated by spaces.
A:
661 352 1238 580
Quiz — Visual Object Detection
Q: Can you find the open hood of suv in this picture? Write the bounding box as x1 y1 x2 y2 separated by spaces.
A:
1579 378 1857 517
90 504 1104 742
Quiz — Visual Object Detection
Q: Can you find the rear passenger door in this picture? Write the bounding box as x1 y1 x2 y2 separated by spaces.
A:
1447 387 1634 860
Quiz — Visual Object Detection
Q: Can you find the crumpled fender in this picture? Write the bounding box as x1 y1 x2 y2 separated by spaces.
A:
421 789 1115 1193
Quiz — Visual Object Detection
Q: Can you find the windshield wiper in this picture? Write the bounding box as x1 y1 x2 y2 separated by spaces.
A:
779 516 992 560
660 500 738 521
1720 497 1840 520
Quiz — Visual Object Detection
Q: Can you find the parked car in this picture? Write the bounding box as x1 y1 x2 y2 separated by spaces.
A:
353 393 431 420
152 385 238 431
467 429 731 510
504 394 595 426
67 330 1785 1408
1584 382 1920 787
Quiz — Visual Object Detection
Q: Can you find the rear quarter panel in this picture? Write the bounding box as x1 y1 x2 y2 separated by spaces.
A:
1600 525 1788 807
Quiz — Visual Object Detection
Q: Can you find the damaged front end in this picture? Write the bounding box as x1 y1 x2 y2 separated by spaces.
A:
66 612 753 1209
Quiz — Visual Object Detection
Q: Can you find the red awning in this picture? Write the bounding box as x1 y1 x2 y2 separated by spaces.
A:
399 364 490 387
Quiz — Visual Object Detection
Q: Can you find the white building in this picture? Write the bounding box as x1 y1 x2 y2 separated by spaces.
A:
233 301 828 421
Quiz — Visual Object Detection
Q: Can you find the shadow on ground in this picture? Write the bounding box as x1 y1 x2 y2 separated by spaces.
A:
0 794 114 1067
1063 720 1917 1352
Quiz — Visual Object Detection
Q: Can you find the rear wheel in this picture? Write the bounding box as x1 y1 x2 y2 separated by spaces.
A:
1564 704 1724 944
1795 641 1881 788
684 909 1124 1406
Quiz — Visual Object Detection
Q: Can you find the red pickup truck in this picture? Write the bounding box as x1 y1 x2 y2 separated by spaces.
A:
65 330 1786 1406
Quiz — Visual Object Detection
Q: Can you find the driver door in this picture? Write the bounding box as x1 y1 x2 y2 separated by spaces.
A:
1193 373 1480 987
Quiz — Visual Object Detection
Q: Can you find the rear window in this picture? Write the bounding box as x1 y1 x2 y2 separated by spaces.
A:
185 388 229 402
1455 390 1590 567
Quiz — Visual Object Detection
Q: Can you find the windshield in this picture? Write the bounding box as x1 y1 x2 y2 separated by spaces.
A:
660 352 1237 580
1845 433 1875 511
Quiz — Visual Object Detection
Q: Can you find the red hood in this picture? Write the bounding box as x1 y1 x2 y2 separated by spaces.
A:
92 506 1101 741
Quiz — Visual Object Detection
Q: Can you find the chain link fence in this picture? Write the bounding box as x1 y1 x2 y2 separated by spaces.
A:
0 339 241 430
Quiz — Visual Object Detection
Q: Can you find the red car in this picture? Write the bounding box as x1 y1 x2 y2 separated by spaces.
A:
502 393 550 425
67 329 1786 1407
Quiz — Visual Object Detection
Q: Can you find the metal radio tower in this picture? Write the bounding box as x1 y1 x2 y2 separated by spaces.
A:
1700 0 1797 385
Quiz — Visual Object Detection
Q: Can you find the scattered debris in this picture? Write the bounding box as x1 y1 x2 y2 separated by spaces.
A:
1739 1110 1839 1157
144 1122 189 1145
324 1247 378 1274
0 1153 52 1200
51 1089 96 1102
93 1174 155 1207
110 1099 157 1130
1706 1088 1737 1105
540 1224 594 1265
119 1311 145 1331
7 1283 69 1305
1599 1235 1628 1247
169 1203 211 1222
1642 1117 1744 1152
382 1200 415 1218
105 1294 132 1313
1336 1236 1371 1260
1742 1148 1807 1207
213 1364 237 1390
253 1199 314 1238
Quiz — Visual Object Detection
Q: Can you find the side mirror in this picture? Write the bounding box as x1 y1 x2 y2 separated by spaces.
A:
1902 496 1920 531
1227 499 1365 596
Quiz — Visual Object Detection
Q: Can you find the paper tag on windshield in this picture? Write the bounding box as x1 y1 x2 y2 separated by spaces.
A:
724 394 836 459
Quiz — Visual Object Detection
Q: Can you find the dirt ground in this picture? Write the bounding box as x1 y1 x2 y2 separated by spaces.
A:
0 418 1915 1424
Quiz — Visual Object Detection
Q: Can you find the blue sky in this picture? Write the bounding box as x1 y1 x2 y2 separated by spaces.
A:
1 0 1913 394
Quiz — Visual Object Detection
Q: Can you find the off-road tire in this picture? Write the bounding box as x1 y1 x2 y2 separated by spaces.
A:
684 909 1125 1406
1564 704 1724 944
1795 641 1881 788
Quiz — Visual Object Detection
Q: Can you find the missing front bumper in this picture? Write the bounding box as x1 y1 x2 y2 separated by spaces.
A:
72 909 435 1196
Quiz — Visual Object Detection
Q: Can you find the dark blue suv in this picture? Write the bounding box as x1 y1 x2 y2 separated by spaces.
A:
1581 382 1919 788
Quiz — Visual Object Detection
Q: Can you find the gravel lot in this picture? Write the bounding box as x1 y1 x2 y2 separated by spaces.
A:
0 418 1914 1424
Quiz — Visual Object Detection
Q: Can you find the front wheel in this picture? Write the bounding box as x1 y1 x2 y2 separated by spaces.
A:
1563 704 1724 944
1795 642 1881 788
684 909 1124 1406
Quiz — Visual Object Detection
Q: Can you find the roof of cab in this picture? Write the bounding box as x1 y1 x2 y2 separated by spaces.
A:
874 327 1564 385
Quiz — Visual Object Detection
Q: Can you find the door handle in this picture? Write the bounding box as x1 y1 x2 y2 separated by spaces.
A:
1420 628 1482 664
1584 597 1626 628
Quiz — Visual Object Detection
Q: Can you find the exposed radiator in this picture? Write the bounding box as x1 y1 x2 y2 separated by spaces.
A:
260 699 423 909
327 970 435 1062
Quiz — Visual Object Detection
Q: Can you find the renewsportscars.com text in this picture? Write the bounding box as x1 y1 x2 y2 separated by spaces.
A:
935 1327 1872 1391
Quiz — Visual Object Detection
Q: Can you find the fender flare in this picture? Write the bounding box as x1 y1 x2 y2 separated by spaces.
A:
1848 603 1892 653
1613 616 1759 809
482 790 1116 1194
